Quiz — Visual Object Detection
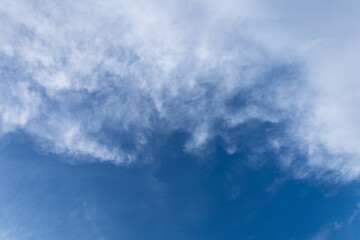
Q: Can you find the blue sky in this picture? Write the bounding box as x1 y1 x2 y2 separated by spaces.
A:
1 0 360 239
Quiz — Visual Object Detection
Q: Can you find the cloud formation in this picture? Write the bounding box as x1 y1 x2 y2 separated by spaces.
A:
1 0 360 181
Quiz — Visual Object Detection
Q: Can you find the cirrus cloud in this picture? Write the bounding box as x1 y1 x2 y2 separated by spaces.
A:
1 0 360 182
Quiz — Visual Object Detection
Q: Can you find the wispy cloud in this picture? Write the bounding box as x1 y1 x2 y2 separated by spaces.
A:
0 0 291 163
1 0 360 182
348 203 360 224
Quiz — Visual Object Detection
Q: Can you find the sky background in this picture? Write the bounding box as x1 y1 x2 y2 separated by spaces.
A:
1 0 360 239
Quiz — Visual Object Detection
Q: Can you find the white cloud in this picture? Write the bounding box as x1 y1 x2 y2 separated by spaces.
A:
260 1 360 181
348 203 360 224
1 0 360 181
0 0 280 163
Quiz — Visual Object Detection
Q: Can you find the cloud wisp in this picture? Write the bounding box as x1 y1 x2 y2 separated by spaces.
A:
1 0 360 182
